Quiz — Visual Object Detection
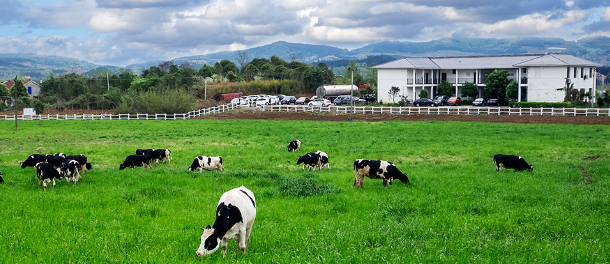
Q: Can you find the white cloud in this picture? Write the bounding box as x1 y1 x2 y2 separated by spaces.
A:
565 0 574 8
478 10 588 36
88 12 130 32
603 7 610 21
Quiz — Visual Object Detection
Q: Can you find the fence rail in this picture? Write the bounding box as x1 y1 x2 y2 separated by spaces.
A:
0 103 239 121
260 105 610 117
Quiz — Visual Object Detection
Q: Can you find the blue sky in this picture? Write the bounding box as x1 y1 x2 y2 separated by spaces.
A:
1 0 609 66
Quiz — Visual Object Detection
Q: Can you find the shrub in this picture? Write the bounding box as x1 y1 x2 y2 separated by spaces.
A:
279 177 337 197
512 102 573 108
31 98 45 115
419 89 429 99
116 89 196 114
0 101 6 111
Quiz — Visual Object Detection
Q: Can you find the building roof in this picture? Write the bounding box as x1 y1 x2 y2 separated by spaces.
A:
4 81 15 90
374 54 602 70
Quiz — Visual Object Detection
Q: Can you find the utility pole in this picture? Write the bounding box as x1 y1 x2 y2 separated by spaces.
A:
107 72 110 91
205 77 207 100
349 68 354 121
14 75 18 131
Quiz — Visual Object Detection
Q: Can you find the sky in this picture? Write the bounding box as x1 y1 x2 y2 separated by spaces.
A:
1 0 609 66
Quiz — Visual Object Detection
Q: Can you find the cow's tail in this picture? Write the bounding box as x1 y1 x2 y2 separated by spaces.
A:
353 160 357 178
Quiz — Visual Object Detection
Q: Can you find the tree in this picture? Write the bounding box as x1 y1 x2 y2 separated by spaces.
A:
557 78 575 102
31 98 45 114
226 71 238 82
178 61 191 70
388 86 400 102
317 63 334 84
158 60 174 72
244 64 259 81
198 64 215 78
0 83 9 97
287 49 302 62
461 82 478 98
303 67 325 89
505 80 518 100
234 50 250 73
419 89 429 99
484 70 509 99
10 79 28 98
437 80 454 97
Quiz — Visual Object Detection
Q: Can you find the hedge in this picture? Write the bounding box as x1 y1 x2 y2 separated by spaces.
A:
511 102 573 108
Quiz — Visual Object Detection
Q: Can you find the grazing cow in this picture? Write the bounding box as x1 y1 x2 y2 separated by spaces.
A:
119 155 152 170
288 140 301 152
296 152 322 171
196 186 256 258
46 155 65 168
493 154 533 172
150 149 172 164
35 162 63 189
21 154 49 168
65 155 92 173
136 149 155 156
353 159 410 188
0 171 3 183
189 156 224 172
315 150 329 169
54 153 66 158
61 159 82 184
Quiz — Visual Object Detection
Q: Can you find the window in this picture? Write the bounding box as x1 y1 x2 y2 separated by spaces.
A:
574 67 577 78
522 68 527 74
567 67 570 78
466 72 470 76
581 67 584 78
590 68 592 78
28 87 32 94
452 69 456 74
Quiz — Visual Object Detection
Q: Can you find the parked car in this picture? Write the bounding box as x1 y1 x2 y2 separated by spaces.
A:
295 97 311 105
310 95 318 101
333 95 356 105
308 98 331 107
472 98 485 106
248 95 259 103
277 94 286 100
433 95 448 106
281 96 297 105
268 96 279 105
361 94 376 103
413 98 437 107
254 98 268 106
230 98 240 104
485 98 499 106
447 96 462 106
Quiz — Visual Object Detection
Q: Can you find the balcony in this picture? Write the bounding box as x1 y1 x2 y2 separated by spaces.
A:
521 77 528 84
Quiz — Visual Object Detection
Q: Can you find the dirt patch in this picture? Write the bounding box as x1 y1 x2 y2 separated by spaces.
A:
194 110 610 125
580 168 593 185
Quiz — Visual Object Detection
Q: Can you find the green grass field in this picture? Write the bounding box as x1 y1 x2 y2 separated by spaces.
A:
0 119 609 263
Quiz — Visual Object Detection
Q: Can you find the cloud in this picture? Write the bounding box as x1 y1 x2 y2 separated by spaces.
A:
603 7 610 21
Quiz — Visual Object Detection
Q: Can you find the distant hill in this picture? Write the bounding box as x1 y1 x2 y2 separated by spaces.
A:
2 36 609 80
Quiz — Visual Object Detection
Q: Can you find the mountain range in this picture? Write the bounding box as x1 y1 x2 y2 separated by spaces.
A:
1 36 609 81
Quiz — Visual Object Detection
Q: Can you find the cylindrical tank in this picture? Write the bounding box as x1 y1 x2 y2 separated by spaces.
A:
316 85 358 97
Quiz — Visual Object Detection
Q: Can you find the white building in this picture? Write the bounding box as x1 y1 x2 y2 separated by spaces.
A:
374 54 602 103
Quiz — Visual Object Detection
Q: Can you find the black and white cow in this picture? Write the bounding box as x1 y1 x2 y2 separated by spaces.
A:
150 149 172 164
21 154 49 168
65 154 92 173
315 150 329 169
296 152 322 171
189 156 224 172
35 162 63 189
136 149 155 156
119 155 152 170
493 154 533 172
61 159 82 184
0 171 3 183
54 153 66 158
46 155 65 168
196 186 256 258
353 159 410 188
288 139 301 152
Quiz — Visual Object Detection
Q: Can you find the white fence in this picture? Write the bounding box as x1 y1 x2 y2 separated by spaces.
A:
261 105 610 117
0 103 239 121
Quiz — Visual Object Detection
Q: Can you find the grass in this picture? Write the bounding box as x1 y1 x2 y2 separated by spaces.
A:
0 119 609 263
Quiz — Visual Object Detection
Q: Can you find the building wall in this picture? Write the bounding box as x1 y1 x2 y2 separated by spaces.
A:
527 67 568 102
378 69 410 103
25 81 41 98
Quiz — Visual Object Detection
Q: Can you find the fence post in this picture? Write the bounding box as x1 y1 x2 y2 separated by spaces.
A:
574 108 576 116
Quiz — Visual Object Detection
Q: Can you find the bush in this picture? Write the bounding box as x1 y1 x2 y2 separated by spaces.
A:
0 101 6 111
419 89 429 99
31 98 45 115
512 102 573 108
115 89 196 115
279 177 338 197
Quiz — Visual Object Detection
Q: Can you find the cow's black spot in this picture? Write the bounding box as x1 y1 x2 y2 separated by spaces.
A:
212 203 243 238
240 190 256 208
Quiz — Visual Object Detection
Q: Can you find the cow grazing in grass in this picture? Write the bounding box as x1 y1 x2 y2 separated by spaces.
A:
46 155 65 168
150 149 173 164
65 155 92 173
189 156 224 172
21 154 49 168
0 171 3 183
353 159 410 188
136 149 155 156
315 150 329 169
493 154 533 172
297 152 322 171
119 155 152 170
54 153 66 158
61 159 82 184
35 162 63 189
196 186 256 258
288 140 301 152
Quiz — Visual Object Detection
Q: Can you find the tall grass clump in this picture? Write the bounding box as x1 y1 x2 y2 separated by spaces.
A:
279 177 338 197
116 89 196 114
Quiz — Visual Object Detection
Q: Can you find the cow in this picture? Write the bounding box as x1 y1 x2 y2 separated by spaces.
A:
119 155 152 170
353 159 410 188
35 162 63 189
493 154 533 172
315 150 329 169
297 152 322 171
0 171 3 183
149 149 172 164
288 140 301 152
136 149 155 156
65 154 92 173
61 159 82 184
54 153 66 158
21 154 49 168
46 155 65 168
189 156 224 172
196 186 256 258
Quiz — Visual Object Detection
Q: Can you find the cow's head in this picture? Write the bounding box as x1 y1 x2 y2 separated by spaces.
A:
527 165 533 171
296 156 304 165
196 225 221 258
119 164 127 170
86 163 92 170
20 162 27 168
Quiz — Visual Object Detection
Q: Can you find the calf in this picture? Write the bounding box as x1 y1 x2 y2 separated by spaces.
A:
46 155 65 168
35 162 63 189
65 154 92 173
287 139 301 152
61 159 82 184
189 156 224 172
119 155 152 170
493 154 533 172
353 159 410 188
21 154 49 168
196 186 256 258
150 149 172 164
297 152 322 171
315 150 329 169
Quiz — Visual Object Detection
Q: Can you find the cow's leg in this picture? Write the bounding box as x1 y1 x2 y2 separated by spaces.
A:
245 221 254 249
498 163 504 171
77 170 82 182
221 238 228 258
383 179 388 186
236 230 247 253
52 178 56 188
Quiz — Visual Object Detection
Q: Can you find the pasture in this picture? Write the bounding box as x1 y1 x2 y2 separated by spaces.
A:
0 119 609 263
